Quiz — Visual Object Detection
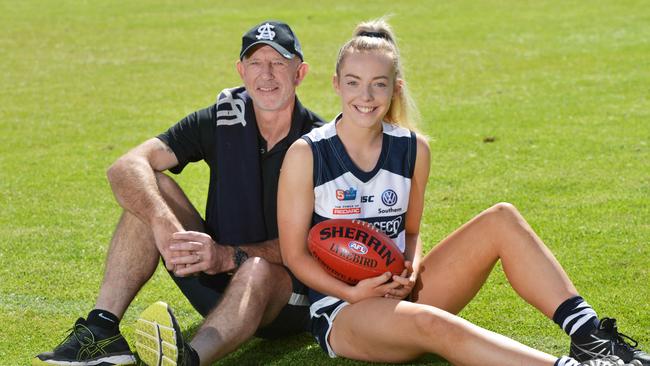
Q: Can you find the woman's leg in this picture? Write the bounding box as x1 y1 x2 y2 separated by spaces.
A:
413 202 576 317
329 298 558 366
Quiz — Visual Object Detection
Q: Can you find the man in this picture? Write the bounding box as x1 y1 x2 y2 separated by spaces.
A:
33 20 324 366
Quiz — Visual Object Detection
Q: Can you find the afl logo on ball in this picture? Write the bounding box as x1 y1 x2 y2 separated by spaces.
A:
348 241 369 255
381 189 398 206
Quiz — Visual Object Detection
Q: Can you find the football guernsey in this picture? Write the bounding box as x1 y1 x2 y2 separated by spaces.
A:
302 116 417 356
304 116 417 254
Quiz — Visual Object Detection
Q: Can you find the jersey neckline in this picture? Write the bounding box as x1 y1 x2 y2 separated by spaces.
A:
328 116 390 183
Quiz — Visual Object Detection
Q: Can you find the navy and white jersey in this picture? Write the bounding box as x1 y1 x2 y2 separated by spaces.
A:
303 116 417 253
302 117 417 355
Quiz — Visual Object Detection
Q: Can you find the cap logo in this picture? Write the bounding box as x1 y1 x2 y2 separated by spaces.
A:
256 23 276 41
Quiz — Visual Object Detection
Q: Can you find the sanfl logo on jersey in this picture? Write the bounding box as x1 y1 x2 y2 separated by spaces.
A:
256 23 276 40
336 187 357 201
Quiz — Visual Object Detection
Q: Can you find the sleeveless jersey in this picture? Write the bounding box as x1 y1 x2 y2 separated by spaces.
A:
303 117 416 357
302 117 417 303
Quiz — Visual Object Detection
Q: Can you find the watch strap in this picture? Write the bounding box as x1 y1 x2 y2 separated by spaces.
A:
233 246 249 268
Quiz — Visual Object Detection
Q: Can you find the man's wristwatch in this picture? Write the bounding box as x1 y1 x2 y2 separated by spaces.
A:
232 246 249 268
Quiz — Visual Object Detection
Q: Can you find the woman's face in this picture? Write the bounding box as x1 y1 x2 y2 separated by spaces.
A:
334 50 397 129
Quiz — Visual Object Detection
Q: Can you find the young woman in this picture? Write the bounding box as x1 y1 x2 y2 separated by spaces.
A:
277 18 648 366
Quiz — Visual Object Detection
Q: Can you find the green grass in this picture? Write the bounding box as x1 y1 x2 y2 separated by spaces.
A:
1 0 648 364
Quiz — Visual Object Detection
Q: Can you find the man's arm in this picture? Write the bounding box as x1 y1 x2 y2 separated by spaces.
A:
169 236 284 277
106 138 183 268
113 138 283 277
237 239 282 264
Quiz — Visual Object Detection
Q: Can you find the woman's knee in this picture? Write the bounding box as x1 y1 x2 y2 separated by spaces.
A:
413 308 456 339
411 308 468 352
488 201 519 215
483 202 523 225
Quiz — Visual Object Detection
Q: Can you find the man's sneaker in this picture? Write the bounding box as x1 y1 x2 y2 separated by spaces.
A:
32 317 136 365
135 301 197 366
579 355 642 366
571 317 650 366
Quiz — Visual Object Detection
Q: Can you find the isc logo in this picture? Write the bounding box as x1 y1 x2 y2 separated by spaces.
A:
348 241 369 255
361 195 374 203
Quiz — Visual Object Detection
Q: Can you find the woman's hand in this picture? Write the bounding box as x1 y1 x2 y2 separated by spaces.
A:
383 261 417 300
346 270 405 303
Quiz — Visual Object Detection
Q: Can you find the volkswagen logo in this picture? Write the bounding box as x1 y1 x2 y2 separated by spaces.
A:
381 189 398 206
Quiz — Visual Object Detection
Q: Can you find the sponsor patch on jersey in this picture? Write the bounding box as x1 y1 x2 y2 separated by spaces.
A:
378 207 403 215
381 189 398 206
361 195 374 203
371 216 403 237
348 241 369 255
333 207 362 215
336 187 357 201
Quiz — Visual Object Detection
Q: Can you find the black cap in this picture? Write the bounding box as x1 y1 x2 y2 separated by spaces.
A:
240 21 303 61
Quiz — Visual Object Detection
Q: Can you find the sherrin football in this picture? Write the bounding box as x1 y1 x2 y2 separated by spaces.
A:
307 219 405 285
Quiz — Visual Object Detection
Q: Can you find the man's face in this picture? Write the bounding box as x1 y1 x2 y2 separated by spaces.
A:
237 45 308 113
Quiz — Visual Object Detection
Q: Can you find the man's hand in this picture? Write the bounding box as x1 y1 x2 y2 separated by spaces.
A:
167 231 236 277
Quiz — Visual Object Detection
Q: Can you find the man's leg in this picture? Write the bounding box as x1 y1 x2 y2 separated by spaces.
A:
191 258 293 364
33 173 203 366
96 172 204 318
136 257 296 366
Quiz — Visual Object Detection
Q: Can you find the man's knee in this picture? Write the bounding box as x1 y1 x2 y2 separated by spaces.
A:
234 258 276 283
231 258 291 295
231 258 295 329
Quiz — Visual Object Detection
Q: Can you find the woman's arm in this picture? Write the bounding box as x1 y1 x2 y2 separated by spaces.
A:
278 139 399 303
387 133 431 299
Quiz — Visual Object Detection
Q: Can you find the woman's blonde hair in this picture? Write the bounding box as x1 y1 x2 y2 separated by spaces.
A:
335 18 420 130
